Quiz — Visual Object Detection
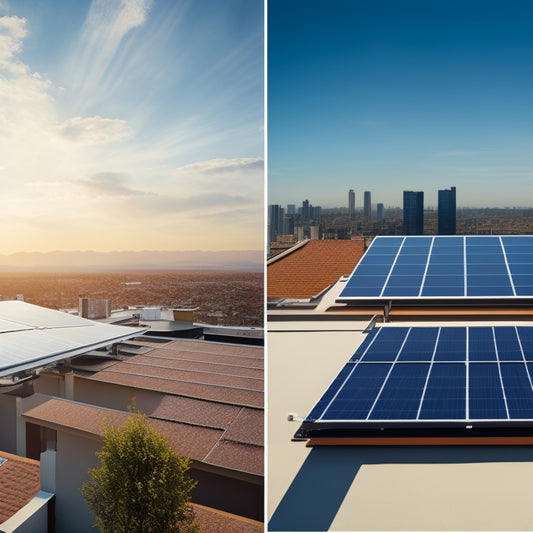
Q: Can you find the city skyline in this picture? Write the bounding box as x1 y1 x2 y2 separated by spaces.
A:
268 0 533 209
0 0 263 255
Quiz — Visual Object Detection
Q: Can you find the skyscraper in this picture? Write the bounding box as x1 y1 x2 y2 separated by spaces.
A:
438 186 456 235
376 203 384 220
348 189 355 219
403 191 424 235
302 199 310 219
268 204 283 244
364 191 371 218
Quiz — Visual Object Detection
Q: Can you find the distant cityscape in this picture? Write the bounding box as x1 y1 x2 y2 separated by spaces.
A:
268 186 533 255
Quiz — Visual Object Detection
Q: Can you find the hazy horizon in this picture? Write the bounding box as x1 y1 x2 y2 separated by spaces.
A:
0 0 263 254
0 249 263 271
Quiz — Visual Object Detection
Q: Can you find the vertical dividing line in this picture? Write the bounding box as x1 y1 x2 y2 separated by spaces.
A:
317 327 383 421
463 236 468 297
416 327 440 420
515 326 533 395
499 236 516 296
492 326 510 419
465 327 469 420
366 327 412 420
418 236 435 297
379 237 406 298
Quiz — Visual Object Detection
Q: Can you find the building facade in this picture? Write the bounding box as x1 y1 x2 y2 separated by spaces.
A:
348 189 355 220
364 191 371 218
403 191 424 235
438 186 456 235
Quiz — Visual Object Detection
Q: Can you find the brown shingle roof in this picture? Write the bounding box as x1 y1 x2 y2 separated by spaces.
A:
192 503 263 533
25 338 264 476
86 338 264 408
0 451 40 523
23 398 263 475
267 239 365 300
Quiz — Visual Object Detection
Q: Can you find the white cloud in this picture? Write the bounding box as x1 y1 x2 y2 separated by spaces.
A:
177 157 264 176
0 16 27 71
58 116 134 145
68 0 153 104
79 172 147 196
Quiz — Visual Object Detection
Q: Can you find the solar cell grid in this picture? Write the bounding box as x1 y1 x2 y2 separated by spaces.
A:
304 326 533 427
339 235 533 301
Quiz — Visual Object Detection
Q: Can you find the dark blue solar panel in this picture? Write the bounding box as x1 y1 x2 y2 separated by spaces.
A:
307 327 533 425
500 363 533 418
468 327 496 362
426 264 464 275
468 363 507 419
307 363 356 421
397 328 438 362
494 327 523 361
321 363 391 420
369 363 429 420
356 327 408 362
517 327 533 361
338 235 533 300
434 327 466 362
419 363 466 419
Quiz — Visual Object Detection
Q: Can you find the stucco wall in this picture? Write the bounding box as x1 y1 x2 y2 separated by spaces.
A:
54 432 99 533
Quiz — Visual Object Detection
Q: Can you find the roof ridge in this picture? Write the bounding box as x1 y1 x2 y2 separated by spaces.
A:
267 239 310 265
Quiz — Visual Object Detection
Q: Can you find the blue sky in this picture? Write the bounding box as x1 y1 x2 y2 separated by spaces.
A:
0 0 263 253
268 0 533 209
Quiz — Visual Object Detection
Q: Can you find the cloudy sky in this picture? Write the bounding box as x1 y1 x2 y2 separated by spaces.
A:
269 0 533 209
0 0 263 254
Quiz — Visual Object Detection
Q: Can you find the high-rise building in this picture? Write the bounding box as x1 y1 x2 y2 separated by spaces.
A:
268 204 283 243
302 199 310 219
376 203 384 220
438 186 456 235
364 191 371 218
348 189 355 218
403 191 424 235
287 204 296 215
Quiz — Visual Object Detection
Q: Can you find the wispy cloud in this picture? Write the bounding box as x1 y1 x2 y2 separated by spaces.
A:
58 116 134 145
177 158 264 176
78 172 147 197
68 0 153 106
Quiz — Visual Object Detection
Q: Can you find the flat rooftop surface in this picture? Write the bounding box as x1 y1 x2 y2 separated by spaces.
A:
268 317 533 531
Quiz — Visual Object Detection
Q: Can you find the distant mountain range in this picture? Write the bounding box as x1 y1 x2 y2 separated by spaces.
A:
0 250 264 272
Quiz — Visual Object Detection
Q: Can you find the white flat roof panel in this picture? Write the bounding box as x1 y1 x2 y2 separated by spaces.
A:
0 301 147 377
0 300 90 328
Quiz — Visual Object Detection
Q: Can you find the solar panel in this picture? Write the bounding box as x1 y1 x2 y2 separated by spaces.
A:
295 326 533 440
338 235 533 301
0 301 148 378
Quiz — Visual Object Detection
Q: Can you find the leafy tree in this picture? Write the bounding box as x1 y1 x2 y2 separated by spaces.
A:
81 412 198 532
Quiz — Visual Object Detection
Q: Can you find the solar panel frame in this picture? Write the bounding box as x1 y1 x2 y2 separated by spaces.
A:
338 235 533 302
295 326 533 440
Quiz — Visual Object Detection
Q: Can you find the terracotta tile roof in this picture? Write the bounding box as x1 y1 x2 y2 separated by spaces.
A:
267 239 365 300
192 503 263 533
0 451 40 523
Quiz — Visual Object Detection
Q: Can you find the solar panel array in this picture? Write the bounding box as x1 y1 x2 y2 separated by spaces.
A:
304 326 533 425
338 235 533 300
